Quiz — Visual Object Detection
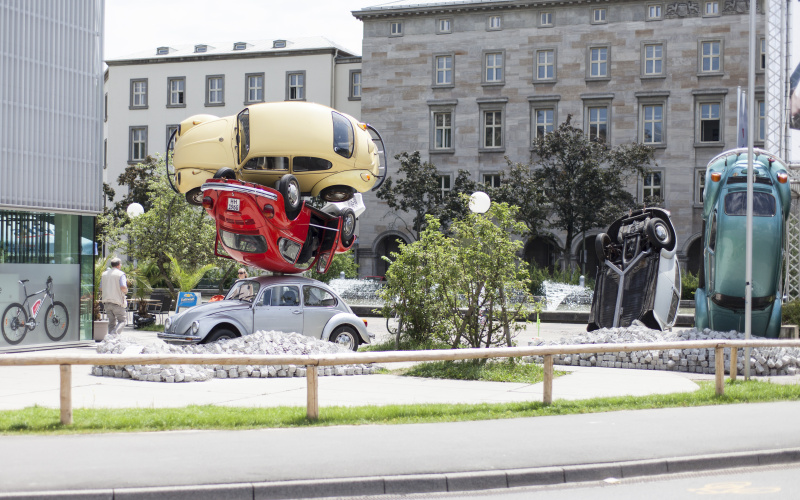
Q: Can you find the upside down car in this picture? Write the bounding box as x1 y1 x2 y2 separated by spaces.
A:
169 101 386 205
201 177 363 274
694 148 791 338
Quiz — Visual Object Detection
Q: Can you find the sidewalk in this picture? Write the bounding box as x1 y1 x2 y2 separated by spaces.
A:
2 322 800 499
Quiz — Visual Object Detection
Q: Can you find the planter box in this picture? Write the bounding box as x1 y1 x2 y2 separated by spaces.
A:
93 320 109 342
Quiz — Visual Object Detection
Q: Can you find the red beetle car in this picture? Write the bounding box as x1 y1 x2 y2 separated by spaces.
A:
201 176 358 274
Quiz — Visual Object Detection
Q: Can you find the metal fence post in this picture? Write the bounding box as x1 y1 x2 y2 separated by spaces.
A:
60 364 72 425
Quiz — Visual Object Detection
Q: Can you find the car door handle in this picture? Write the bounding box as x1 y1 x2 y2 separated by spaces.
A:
292 310 302 314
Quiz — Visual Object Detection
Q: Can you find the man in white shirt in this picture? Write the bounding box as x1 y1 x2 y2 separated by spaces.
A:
101 258 128 334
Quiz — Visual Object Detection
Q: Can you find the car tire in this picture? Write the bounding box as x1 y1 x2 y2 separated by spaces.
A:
330 325 359 351
203 328 238 344
340 208 356 247
646 218 674 251
320 185 355 203
278 174 302 220
213 168 236 180
185 188 204 206
595 233 612 263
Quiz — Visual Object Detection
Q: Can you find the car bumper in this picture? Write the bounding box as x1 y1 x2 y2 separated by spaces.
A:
157 332 202 345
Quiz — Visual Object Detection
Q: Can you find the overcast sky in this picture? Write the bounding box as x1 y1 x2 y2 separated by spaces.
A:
104 0 387 59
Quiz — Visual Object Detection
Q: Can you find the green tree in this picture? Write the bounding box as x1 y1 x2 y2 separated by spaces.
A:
305 251 359 284
531 116 655 270
376 151 478 239
100 157 225 295
489 157 549 239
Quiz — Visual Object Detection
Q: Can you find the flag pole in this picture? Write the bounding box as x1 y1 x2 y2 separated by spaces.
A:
744 0 756 380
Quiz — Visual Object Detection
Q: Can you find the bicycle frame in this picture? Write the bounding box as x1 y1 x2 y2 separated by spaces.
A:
19 281 55 328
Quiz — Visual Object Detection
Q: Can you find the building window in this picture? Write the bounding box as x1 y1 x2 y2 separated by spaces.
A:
103 139 107 169
438 175 451 195
483 173 501 188
589 47 609 78
695 169 706 204
349 70 361 100
437 18 452 34
643 43 664 76
759 37 766 71
642 171 663 203
592 8 607 23
483 51 504 84
647 4 662 19
129 79 147 109
704 1 719 15
532 107 555 140
699 102 721 143
487 15 502 30
539 12 553 26
434 54 454 86
104 93 108 122
129 126 147 163
587 106 608 143
389 21 403 36
642 104 664 144
205 75 224 106
195 44 208 53
433 112 453 150
757 99 765 142
245 73 264 104
700 40 722 74
233 42 247 50
167 77 185 107
535 49 555 82
483 110 503 149
273 40 287 49
286 71 305 100
156 46 169 55
166 125 179 151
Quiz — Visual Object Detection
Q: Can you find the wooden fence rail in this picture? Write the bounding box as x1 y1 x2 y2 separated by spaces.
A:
2 339 800 424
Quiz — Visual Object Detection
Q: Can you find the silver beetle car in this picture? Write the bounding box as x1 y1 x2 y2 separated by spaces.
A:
158 275 371 351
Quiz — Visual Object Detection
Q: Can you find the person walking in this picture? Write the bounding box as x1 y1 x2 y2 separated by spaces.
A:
101 258 128 334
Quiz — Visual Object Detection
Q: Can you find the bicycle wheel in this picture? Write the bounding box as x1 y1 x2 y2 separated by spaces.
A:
2 303 29 345
44 301 69 341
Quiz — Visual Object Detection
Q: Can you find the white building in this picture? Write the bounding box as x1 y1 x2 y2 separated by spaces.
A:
104 37 362 199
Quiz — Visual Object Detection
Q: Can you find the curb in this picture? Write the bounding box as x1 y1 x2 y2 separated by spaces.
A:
4 448 800 500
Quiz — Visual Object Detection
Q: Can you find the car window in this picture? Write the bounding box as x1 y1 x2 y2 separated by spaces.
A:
225 280 261 302
269 285 300 306
303 286 337 307
259 287 271 306
243 156 289 171
237 108 250 164
332 111 354 159
724 192 776 217
220 229 267 254
292 156 333 172
708 212 717 252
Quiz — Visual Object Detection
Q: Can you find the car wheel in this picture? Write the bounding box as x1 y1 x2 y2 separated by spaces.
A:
203 328 238 344
340 208 356 247
330 325 359 351
320 185 355 203
213 168 236 180
185 188 203 206
646 218 674 251
594 233 612 263
278 174 301 220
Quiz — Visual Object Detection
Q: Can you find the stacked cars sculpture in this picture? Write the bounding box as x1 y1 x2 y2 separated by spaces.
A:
694 148 791 338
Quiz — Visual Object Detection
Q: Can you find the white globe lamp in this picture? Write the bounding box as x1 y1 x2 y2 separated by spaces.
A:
469 191 491 214
127 203 144 218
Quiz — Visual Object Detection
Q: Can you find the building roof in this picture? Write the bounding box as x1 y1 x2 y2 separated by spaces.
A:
106 36 358 64
354 0 537 17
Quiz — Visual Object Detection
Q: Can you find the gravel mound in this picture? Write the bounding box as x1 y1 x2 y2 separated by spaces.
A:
92 331 377 383
526 322 800 376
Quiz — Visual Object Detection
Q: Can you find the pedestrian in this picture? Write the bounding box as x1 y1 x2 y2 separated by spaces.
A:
101 257 128 334
236 268 255 300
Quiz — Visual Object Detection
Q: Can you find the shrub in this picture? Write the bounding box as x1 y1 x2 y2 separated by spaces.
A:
681 271 699 300
782 300 800 326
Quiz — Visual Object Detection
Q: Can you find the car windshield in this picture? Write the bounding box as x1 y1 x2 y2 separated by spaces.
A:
724 192 776 217
225 280 261 302
332 112 354 158
237 108 250 164
220 229 267 253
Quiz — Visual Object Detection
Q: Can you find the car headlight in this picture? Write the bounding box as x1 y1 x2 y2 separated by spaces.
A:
191 321 200 335
164 317 172 331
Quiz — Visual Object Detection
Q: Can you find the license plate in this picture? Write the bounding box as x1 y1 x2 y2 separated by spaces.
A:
227 197 240 212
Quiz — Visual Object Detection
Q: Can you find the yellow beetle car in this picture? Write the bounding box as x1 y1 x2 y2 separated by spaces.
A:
168 101 386 205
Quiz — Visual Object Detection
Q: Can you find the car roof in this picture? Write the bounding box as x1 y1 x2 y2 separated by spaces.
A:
247 274 333 289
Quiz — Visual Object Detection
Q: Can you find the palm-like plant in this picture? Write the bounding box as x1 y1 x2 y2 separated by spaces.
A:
93 255 112 321
165 253 216 292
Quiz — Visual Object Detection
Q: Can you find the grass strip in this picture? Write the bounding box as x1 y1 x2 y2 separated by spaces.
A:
1 379 799 435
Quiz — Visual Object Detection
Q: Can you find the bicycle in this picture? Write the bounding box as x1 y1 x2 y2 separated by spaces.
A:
2 276 69 345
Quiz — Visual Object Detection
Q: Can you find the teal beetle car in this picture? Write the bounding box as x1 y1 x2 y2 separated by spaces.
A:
695 148 791 337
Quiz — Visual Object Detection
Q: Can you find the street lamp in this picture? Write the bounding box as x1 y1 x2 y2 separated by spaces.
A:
469 191 490 214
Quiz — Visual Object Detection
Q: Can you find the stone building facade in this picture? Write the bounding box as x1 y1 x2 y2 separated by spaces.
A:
353 0 767 278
